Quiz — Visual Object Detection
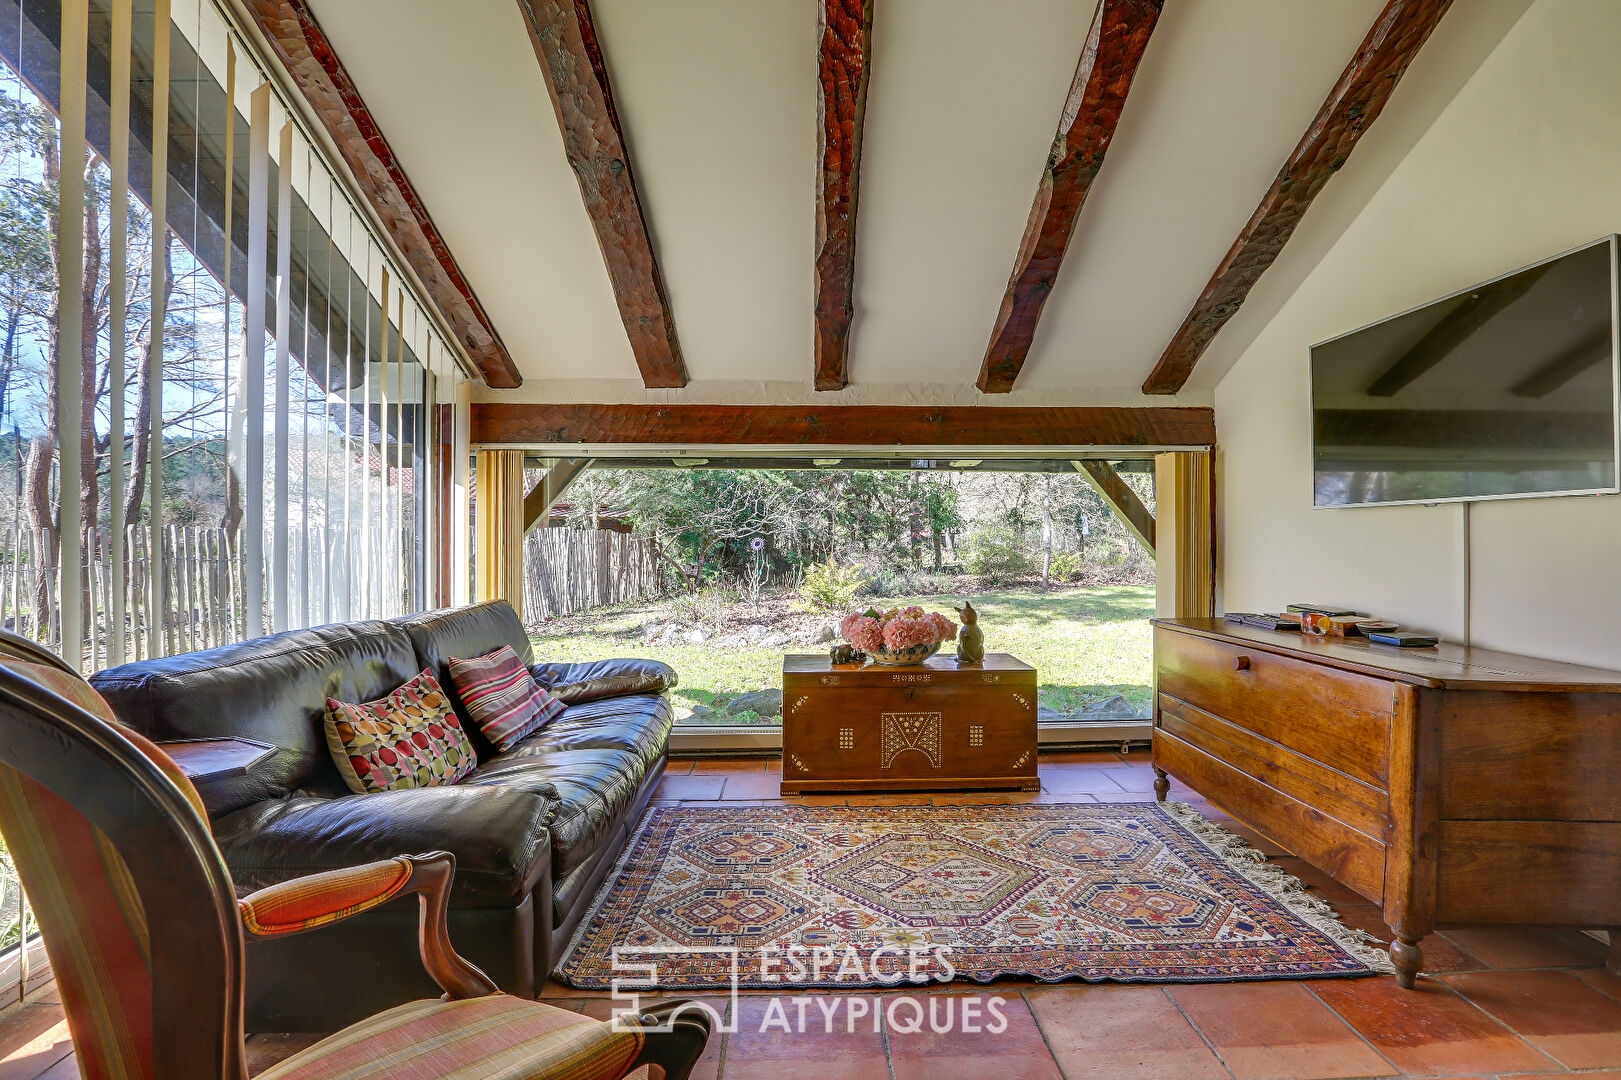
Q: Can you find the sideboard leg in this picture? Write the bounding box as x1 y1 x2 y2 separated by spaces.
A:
1608 930 1621 977
1391 937 1423 989
1152 766 1169 802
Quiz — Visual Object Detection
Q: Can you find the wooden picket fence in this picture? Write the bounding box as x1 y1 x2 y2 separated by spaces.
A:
0 523 417 669
522 528 663 622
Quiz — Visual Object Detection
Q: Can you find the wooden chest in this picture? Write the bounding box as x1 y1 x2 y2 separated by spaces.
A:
780 652 1039 794
1151 618 1621 987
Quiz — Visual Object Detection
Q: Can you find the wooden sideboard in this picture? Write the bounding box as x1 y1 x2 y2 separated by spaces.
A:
781 652 1038 794
1151 617 1621 987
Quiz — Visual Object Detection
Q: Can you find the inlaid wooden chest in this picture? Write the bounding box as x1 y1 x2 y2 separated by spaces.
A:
780 652 1039 794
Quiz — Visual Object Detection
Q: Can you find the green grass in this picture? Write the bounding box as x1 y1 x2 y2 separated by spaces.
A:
530 584 1154 726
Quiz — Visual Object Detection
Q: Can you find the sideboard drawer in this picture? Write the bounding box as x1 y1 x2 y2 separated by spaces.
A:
1158 695 1389 840
1155 728 1387 903
1156 628 1395 788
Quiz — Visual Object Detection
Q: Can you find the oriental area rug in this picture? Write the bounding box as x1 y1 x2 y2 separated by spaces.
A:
556 802 1393 988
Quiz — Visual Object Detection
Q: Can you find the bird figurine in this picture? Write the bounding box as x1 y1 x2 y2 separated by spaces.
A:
954 601 985 665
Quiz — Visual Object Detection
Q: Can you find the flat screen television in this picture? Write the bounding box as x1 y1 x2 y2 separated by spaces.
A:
1310 236 1621 508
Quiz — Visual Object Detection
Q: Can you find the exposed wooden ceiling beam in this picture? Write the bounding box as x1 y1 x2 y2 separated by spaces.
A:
1365 264 1549 397
515 0 688 389
1141 0 1453 396
472 403 1215 447
1074 460 1155 555
977 0 1163 394
242 0 522 388
813 0 874 392
523 458 592 532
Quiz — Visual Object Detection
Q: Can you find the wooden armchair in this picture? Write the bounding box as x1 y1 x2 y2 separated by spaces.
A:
0 631 710 1080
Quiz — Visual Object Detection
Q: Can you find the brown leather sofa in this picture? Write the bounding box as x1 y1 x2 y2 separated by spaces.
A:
89 600 674 1031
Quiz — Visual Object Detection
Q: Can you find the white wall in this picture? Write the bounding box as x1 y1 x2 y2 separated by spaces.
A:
1214 0 1621 669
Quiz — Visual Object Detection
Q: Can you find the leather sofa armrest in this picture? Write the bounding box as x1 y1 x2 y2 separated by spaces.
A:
213 785 557 906
530 659 679 705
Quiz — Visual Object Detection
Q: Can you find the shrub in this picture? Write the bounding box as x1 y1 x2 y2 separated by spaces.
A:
863 567 957 598
799 559 869 612
965 524 1036 584
1049 551 1086 582
671 584 737 627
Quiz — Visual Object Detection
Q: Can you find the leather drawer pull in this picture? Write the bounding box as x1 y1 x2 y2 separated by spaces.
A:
1233 655 1251 671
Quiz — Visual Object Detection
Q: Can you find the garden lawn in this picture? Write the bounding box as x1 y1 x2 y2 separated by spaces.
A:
529 584 1155 726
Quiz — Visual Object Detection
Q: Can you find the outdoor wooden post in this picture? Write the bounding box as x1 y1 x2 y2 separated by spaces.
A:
474 448 526 619
1154 451 1214 619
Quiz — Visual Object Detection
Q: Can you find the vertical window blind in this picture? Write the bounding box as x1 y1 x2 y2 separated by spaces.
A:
0 0 465 679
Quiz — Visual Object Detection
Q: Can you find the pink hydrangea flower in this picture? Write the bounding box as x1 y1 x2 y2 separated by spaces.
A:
883 616 939 651
927 612 957 641
901 605 925 620
843 615 884 653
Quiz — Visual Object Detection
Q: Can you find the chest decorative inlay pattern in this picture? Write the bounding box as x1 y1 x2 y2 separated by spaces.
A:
969 725 985 747
838 727 855 751
820 675 841 686
891 672 932 684
982 673 1002 684
880 712 943 769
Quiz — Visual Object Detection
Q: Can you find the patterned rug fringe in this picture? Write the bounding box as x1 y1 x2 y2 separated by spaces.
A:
1161 801 1396 976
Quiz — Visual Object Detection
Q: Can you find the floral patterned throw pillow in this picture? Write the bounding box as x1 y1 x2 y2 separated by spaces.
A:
324 670 476 794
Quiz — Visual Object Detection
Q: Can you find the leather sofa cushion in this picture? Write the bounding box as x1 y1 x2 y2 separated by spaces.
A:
90 621 421 814
212 784 557 907
396 602 535 761
463 747 647 880
501 693 672 774
530 659 678 705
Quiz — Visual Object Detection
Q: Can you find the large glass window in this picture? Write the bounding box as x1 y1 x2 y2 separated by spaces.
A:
0 0 461 671
521 457 1158 742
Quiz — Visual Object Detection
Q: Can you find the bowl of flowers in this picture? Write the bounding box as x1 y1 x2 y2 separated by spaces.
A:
839 606 958 666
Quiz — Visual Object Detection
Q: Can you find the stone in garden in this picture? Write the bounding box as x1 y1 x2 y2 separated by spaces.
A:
1037 706 1066 721
727 689 783 717
1079 694 1141 718
685 705 712 720
760 632 791 648
812 623 836 643
743 625 769 642
683 628 708 645
714 634 747 648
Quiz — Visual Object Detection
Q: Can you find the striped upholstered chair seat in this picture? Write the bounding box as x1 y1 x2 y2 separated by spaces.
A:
257 996 647 1080
0 631 707 1080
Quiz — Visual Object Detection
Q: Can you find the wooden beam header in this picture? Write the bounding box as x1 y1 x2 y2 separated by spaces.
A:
243 0 522 388
472 403 1214 448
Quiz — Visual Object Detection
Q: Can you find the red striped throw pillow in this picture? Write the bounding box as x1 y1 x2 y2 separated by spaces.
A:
447 646 566 752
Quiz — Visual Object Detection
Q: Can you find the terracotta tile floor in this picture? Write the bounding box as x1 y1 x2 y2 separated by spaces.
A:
6 752 1620 1079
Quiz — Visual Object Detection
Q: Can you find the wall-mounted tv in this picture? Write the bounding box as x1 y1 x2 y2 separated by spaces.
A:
1310 236 1621 508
